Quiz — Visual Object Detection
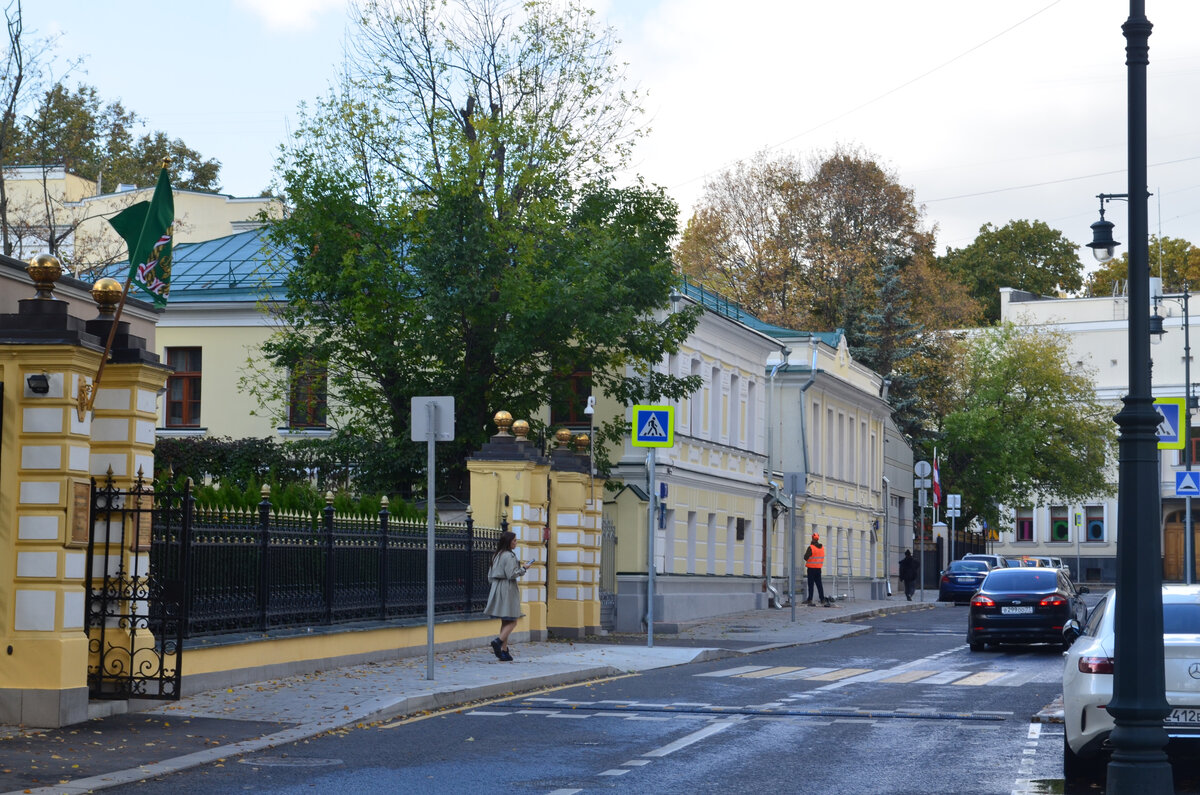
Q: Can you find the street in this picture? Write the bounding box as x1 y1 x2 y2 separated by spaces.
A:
101 604 1092 795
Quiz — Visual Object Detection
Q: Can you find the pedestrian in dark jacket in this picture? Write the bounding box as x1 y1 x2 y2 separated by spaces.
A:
484 531 533 661
899 549 919 601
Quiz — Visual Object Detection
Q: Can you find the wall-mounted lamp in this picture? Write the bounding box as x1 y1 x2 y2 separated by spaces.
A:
26 373 50 394
880 377 892 402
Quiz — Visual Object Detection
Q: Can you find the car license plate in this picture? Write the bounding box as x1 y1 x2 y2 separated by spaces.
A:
1166 707 1200 725
1000 606 1033 615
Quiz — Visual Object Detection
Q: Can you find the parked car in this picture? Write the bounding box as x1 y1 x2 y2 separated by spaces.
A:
1006 556 1042 567
962 553 1008 569
939 559 990 604
1062 584 1200 784
966 566 1088 651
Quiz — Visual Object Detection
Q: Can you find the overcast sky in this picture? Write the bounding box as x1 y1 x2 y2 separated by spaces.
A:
25 0 1200 266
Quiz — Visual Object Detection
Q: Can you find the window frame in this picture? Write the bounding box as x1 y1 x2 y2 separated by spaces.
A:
165 347 202 428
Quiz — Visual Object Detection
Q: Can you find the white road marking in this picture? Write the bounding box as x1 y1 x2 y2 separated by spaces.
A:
622 760 652 766
642 720 740 757
547 714 593 719
547 790 581 794
696 665 769 677
598 769 629 776
1027 722 1042 740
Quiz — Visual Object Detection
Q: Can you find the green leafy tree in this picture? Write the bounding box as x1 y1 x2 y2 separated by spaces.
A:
1085 235 1200 296
936 323 1115 533
937 219 1084 323
249 0 699 495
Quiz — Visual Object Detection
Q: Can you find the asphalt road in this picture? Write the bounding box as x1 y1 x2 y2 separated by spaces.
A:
103 602 1200 794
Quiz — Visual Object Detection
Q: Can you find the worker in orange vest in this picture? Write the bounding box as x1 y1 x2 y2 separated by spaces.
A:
803 533 828 606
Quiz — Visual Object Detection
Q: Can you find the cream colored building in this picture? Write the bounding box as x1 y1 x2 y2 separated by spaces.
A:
989 282 1184 582
2 166 282 276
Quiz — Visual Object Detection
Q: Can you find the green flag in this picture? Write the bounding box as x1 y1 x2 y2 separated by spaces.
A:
107 166 174 307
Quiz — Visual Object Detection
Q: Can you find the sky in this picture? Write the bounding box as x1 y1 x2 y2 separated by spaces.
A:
22 0 1200 266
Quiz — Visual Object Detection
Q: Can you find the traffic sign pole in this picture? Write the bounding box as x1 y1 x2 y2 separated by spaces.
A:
647 451 655 648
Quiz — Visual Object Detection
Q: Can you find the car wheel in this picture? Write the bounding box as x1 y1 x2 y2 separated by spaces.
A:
1063 730 1100 788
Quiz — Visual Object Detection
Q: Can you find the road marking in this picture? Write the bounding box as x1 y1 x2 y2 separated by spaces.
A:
598 769 630 776
547 790 581 794
735 666 805 678
622 760 651 767
776 666 836 679
878 669 937 683
1027 722 1042 740
643 719 739 757
517 709 562 715
547 713 593 719
697 665 769 677
952 671 1008 686
918 670 972 684
806 667 872 681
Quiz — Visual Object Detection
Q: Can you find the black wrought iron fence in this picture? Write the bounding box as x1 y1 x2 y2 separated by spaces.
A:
150 487 504 639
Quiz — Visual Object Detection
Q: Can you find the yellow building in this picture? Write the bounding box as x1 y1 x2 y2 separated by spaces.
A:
2 166 282 276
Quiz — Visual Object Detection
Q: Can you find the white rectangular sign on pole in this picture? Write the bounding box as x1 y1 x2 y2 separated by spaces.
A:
412 396 455 682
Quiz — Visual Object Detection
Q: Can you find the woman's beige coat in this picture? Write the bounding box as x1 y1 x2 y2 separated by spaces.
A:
484 550 527 619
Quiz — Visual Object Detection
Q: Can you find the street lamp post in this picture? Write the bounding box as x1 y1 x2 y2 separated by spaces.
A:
1151 285 1193 584
1085 3 1173 789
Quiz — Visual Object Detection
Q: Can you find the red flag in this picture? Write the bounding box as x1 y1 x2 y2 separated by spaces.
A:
933 457 942 507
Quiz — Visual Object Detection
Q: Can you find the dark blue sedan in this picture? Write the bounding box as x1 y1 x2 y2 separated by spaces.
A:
938 559 990 604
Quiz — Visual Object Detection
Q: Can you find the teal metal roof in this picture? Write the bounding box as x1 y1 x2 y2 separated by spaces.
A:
679 276 841 346
101 227 288 303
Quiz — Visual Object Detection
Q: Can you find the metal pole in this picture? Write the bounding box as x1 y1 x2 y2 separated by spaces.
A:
950 513 956 564
918 495 925 603
425 401 437 681
789 486 797 621
647 451 655 648
1108 2 1172 789
1185 285 1193 585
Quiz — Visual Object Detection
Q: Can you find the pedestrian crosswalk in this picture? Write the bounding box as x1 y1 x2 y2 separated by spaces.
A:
694 663 1056 688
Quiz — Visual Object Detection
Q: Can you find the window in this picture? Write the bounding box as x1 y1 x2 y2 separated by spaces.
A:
550 370 591 426
728 373 740 444
1086 506 1106 542
709 366 722 441
165 347 202 427
811 402 821 475
288 361 328 429
746 381 757 451
735 517 746 541
1050 506 1069 543
1015 507 1034 542
688 360 702 433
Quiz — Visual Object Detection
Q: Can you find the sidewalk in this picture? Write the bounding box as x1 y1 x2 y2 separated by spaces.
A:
0 592 933 795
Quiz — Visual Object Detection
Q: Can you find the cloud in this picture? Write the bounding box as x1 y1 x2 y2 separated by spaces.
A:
237 0 348 32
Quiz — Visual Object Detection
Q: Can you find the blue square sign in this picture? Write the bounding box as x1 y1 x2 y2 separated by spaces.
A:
1177 471 1200 497
631 405 674 448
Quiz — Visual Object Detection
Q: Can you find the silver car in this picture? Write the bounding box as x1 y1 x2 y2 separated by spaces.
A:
1062 585 1200 784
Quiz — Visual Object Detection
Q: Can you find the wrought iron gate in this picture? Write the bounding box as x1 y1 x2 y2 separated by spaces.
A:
598 516 618 630
85 472 190 700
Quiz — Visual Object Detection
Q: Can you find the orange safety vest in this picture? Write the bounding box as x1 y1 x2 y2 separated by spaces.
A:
806 544 825 569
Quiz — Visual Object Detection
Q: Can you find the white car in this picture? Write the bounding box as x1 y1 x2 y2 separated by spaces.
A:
1062 584 1200 783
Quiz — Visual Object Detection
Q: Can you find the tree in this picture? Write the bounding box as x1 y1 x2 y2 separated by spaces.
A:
0 0 67 256
250 0 700 494
937 219 1084 323
1084 235 1200 296
675 146 952 346
935 323 1116 534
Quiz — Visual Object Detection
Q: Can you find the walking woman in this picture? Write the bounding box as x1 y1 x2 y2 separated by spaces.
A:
484 530 532 661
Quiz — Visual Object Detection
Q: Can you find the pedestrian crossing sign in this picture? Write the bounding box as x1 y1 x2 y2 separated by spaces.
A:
631 405 674 448
1154 397 1186 450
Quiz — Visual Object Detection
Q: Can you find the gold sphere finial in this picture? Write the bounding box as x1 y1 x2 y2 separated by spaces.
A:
27 254 63 299
92 277 122 315
574 433 590 453
512 419 530 439
555 427 573 447
494 410 513 435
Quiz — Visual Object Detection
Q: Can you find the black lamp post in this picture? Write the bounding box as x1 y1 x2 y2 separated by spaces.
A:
1087 2 1173 790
